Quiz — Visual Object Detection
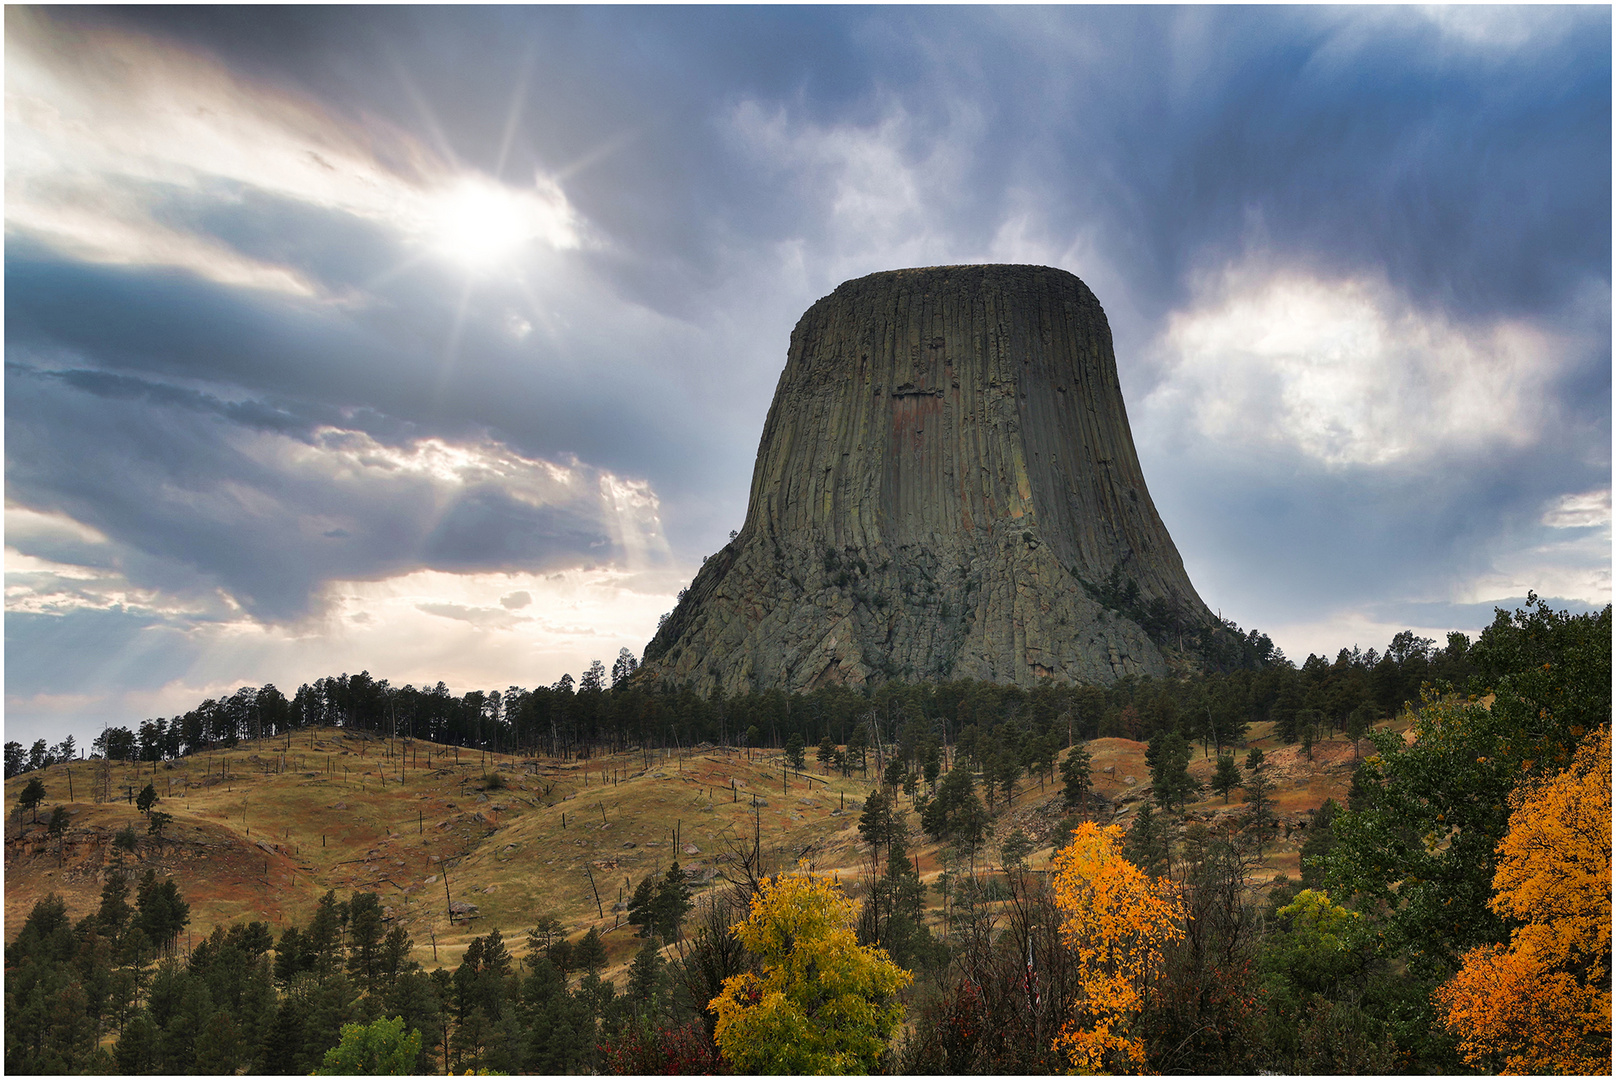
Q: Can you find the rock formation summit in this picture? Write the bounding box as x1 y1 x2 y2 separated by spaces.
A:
642 264 1230 695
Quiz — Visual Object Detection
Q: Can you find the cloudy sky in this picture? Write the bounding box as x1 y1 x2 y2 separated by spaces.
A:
6 6 1610 749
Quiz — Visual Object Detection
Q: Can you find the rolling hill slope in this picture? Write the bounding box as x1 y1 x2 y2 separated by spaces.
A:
5 721 1384 976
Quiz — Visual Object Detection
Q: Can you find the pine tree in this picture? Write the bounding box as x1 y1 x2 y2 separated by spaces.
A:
858 789 895 866
626 939 669 1011
784 732 806 771
273 926 308 984
47 806 69 865
345 892 385 992
304 892 347 975
527 914 567 962
573 927 607 973
1299 799 1338 888
378 925 414 992
113 1012 159 1075
626 874 658 938
19 777 45 823
1123 804 1171 879
1147 729 1200 812
1243 764 1278 855
1061 743 1094 812
920 763 988 851
650 864 692 941
1210 754 1243 803
132 871 189 956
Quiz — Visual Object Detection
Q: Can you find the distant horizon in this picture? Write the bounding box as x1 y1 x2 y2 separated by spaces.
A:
6 7 1609 752
24 592 1609 758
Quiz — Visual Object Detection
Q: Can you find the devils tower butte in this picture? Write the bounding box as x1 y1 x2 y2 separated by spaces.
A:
642 265 1226 694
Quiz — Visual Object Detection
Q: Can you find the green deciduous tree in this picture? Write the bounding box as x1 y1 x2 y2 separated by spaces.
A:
1257 888 1395 1074
1317 598 1610 1068
711 871 912 1074
313 1015 422 1075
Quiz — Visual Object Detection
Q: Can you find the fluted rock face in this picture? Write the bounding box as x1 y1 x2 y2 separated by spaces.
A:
642 265 1222 694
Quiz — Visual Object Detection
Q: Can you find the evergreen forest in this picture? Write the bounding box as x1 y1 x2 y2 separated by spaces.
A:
5 595 1609 1074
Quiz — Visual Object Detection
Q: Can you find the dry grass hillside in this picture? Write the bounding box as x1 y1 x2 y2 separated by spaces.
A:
4 717 1406 979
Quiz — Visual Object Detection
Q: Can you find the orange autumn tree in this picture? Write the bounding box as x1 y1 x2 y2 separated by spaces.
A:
1050 822 1184 1073
1435 726 1611 1074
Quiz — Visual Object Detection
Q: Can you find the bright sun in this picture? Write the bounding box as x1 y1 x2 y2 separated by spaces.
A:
425 174 578 269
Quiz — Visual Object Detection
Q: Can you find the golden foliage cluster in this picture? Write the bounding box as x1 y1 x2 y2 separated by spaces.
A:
1050 822 1184 1073
1435 727 1611 1074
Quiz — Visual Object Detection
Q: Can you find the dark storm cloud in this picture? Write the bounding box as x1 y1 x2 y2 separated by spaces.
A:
1157 439 1610 621
45 6 1609 325
3 233 706 486
1026 7 1612 323
419 487 615 571
6 358 626 621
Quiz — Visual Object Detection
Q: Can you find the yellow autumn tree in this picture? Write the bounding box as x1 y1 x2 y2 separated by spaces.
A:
1050 821 1184 1074
710 869 913 1074
1435 726 1611 1074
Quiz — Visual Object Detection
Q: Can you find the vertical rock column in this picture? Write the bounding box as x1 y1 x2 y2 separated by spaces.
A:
641 264 1220 695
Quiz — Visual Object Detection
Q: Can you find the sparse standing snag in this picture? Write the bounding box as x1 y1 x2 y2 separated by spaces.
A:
584 861 604 919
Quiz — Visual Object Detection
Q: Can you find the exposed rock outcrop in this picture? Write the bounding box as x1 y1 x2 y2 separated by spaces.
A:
642 265 1229 694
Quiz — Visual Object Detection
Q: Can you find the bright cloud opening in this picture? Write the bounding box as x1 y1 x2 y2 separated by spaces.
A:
4 564 693 750
5 13 585 294
1145 266 1570 467
423 174 580 270
1542 489 1612 530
